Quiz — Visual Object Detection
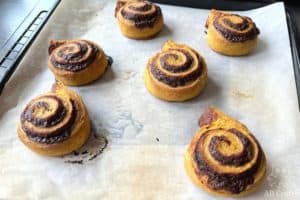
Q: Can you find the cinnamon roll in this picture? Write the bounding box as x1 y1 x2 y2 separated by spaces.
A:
144 40 208 101
185 107 267 196
205 10 260 56
48 39 108 86
116 0 164 39
17 82 91 156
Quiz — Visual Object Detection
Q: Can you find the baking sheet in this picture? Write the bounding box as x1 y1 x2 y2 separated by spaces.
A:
1 0 300 199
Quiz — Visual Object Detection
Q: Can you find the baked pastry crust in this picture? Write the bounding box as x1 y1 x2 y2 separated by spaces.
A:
185 107 267 197
48 39 108 86
144 40 208 101
116 1 164 39
205 9 260 56
17 82 91 156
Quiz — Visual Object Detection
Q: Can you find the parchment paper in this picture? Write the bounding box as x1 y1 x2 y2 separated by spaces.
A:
1 1 300 199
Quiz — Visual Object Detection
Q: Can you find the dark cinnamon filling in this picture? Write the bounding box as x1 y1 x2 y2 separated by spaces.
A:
208 129 253 166
128 3 151 12
58 44 87 61
213 15 259 42
150 61 202 88
194 128 262 194
121 3 162 28
21 99 77 144
22 96 66 128
160 49 193 73
223 18 248 31
48 40 66 55
27 130 71 144
150 51 203 87
50 41 99 72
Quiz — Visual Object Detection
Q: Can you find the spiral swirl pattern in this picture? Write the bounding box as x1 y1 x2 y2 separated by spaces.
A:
115 0 140 17
21 95 77 144
120 1 162 28
213 13 259 42
193 128 263 194
148 47 204 87
49 40 99 72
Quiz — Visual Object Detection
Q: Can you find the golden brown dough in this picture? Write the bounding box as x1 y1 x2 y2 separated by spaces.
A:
185 107 267 197
116 1 164 39
17 82 91 156
205 9 260 56
144 40 208 101
48 39 108 86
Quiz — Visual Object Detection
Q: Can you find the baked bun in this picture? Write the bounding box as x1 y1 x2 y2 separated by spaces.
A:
185 107 267 196
144 40 208 101
48 39 108 86
116 0 164 39
205 9 260 56
17 82 91 156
